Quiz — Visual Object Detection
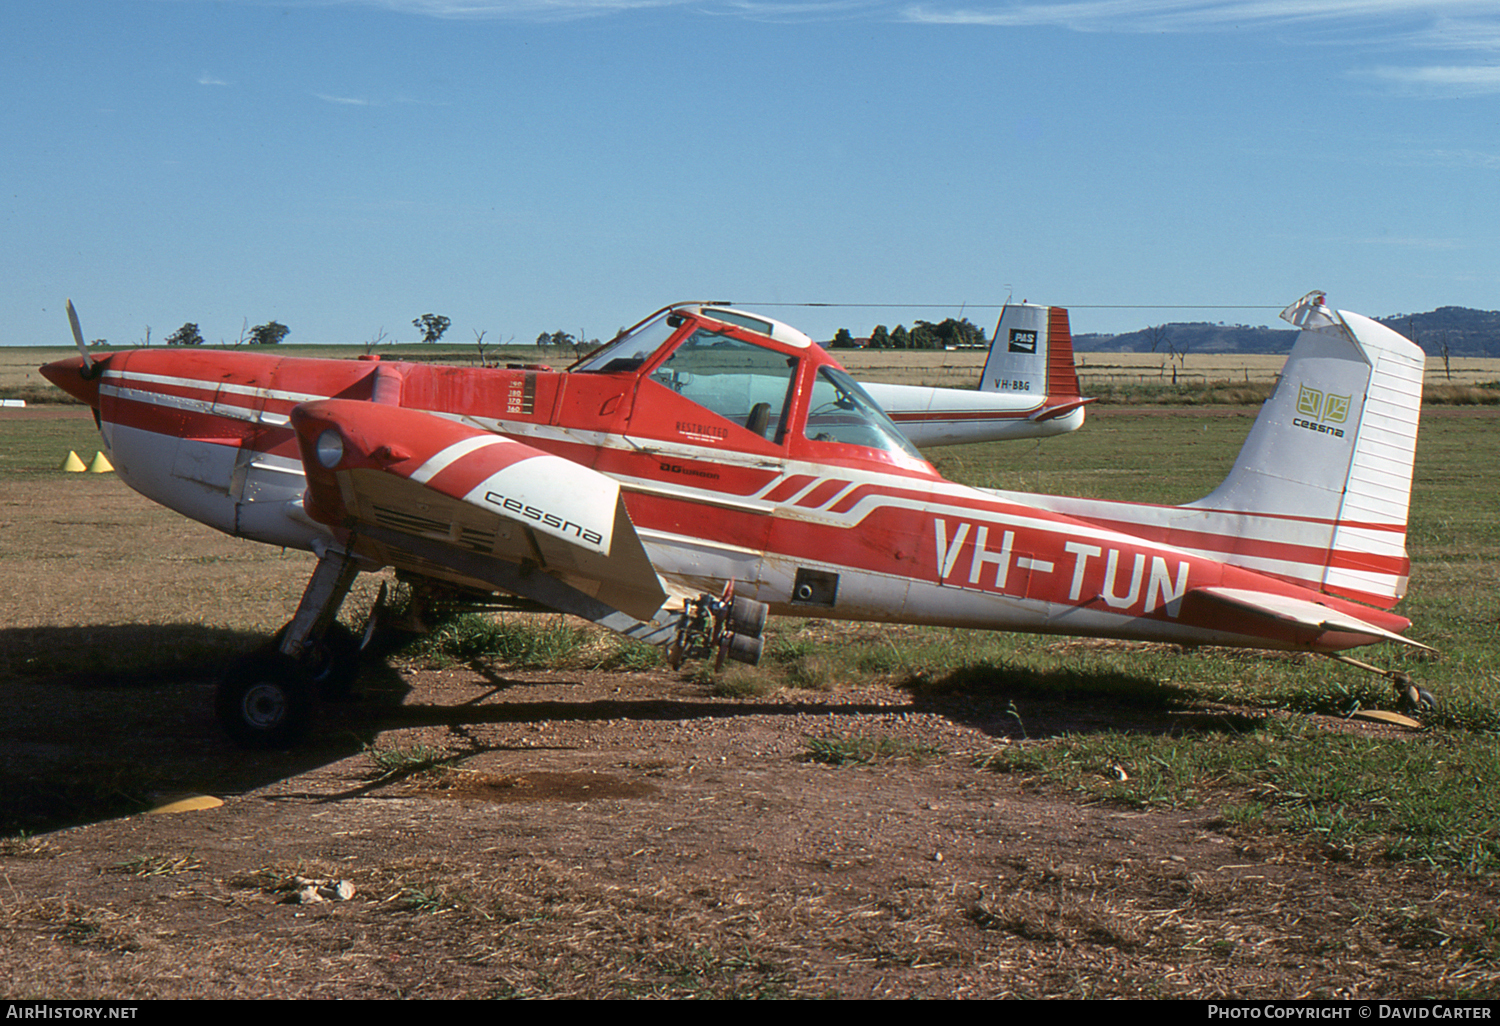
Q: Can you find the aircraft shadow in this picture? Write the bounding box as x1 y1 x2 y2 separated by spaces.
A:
0 623 408 836
0 623 1261 836
902 661 1263 742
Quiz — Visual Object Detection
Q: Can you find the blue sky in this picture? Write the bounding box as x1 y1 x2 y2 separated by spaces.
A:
5 0 1499 347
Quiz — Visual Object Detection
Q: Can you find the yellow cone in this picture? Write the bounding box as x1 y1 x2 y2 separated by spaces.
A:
60 450 86 472
87 451 114 473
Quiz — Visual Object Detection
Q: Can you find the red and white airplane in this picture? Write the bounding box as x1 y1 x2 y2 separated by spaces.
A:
862 302 1092 446
42 291 1426 747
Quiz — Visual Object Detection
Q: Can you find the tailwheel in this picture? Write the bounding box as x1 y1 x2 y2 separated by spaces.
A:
216 649 316 749
1327 653 1435 718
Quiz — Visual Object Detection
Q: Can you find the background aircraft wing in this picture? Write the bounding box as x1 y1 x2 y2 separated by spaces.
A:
289 399 668 621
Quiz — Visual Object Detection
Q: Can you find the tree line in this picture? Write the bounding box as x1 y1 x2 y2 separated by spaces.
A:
161 321 289 346
158 313 459 347
152 312 991 353
830 317 988 350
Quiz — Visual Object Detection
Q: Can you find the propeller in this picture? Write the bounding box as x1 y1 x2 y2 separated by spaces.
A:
66 299 103 379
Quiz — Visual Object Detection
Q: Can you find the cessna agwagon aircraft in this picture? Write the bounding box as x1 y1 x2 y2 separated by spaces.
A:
42 291 1426 747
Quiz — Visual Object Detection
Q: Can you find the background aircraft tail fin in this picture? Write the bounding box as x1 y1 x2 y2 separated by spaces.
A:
1182 292 1425 608
979 304 1083 401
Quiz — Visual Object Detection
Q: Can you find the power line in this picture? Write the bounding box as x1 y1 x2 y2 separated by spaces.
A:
737 302 1284 310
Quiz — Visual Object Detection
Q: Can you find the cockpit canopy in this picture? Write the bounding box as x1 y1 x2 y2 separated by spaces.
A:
574 305 929 468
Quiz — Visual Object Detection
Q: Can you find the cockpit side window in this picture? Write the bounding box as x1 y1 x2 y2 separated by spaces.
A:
804 366 926 460
651 330 798 442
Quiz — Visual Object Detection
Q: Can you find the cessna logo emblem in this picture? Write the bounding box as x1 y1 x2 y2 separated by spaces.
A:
1008 329 1038 354
1293 384 1352 439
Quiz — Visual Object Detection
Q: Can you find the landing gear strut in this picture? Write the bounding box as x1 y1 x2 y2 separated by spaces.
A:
215 548 363 748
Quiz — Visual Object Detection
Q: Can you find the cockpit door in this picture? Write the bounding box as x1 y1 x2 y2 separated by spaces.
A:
616 327 799 602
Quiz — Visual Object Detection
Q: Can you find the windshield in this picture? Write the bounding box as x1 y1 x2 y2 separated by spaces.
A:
804 367 925 460
574 312 681 374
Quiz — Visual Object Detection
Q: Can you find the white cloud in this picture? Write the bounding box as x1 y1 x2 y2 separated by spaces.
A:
316 93 373 105
1361 64 1500 97
713 0 884 20
894 2 1500 100
1412 15 1500 52
197 72 230 86
203 0 1500 29
900 1 1500 33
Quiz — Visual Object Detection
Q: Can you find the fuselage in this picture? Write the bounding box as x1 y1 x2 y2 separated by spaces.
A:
862 380 1087 445
41 305 1412 654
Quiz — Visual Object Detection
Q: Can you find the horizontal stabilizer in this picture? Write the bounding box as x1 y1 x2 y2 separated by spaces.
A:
290 400 667 620
1031 397 1094 422
1185 586 1430 651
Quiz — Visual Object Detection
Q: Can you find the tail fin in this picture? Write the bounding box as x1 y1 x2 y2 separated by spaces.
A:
979 304 1084 404
1013 293 1423 611
1181 292 1424 608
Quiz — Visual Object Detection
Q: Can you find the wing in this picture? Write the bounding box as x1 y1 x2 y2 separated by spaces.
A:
289 399 668 623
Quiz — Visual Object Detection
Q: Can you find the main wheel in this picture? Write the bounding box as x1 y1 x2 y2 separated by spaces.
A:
273 621 363 701
216 650 315 749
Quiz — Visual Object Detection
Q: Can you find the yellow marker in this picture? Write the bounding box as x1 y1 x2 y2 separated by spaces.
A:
60 450 86 472
87 451 114 473
145 794 224 815
1349 709 1425 730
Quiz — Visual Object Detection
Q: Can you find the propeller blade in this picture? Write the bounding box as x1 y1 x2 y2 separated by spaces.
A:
66 299 93 370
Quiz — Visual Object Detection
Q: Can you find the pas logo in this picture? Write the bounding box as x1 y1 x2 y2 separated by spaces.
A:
1008 329 1037 354
1294 384 1352 438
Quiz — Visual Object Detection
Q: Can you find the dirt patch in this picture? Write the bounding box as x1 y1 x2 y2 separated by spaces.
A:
419 768 658 803
4 661 1500 999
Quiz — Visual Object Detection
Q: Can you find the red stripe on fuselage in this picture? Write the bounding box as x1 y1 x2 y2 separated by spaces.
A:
1064 512 1408 574
623 481 1411 635
102 390 254 445
887 409 1031 423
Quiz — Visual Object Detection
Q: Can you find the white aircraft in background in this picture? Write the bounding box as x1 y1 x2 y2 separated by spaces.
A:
862 303 1092 447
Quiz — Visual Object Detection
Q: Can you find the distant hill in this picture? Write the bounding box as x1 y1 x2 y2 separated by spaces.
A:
1074 306 1500 357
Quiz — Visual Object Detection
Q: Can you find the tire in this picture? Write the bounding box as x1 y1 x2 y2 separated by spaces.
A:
274 621 363 702
216 650 315 749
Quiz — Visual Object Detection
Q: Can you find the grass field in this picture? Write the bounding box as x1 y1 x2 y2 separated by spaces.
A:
3 393 1498 873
